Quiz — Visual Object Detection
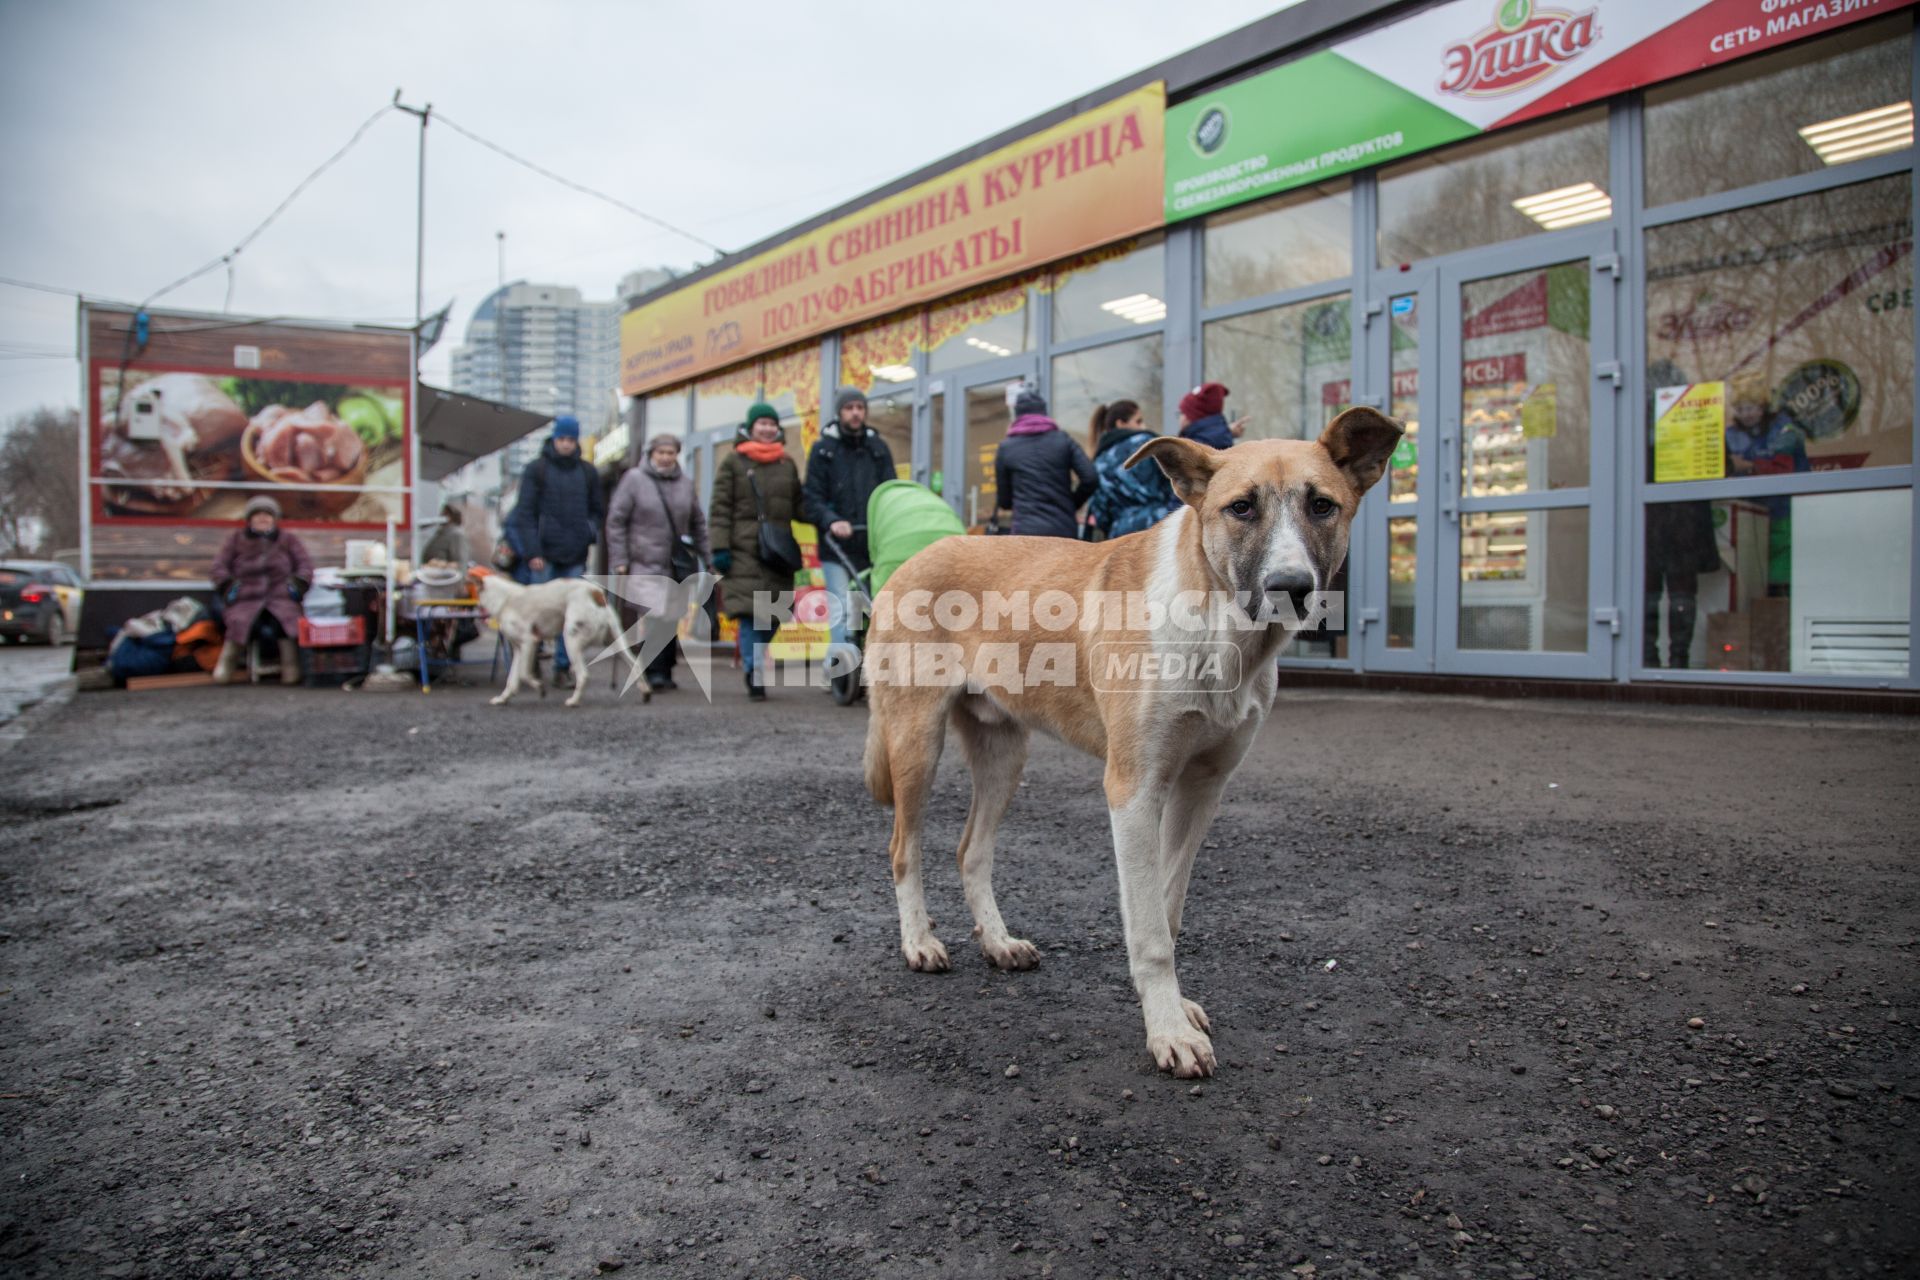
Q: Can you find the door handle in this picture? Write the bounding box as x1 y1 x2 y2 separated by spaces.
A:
1592 606 1620 636
1594 361 1623 388
1357 606 1381 631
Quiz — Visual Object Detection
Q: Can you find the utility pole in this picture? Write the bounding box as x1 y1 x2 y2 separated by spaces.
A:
392 90 432 332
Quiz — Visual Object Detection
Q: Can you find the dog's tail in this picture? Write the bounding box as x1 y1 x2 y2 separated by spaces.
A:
590 586 644 681
862 684 893 808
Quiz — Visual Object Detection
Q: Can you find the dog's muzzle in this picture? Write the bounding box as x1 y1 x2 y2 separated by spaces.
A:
1263 569 1316 626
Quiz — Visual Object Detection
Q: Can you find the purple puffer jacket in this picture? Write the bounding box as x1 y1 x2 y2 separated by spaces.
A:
211 528 313 641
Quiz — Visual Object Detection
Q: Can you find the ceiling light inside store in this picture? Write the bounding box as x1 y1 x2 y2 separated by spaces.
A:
965 336 1012 357
1511 182 1612 230
1799 101 1913 164
1100 293 1168 324
870 363 916 383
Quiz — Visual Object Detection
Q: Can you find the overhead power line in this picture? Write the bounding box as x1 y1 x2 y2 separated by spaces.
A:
0 275 83 298
139 102 398 310
432 110 729 256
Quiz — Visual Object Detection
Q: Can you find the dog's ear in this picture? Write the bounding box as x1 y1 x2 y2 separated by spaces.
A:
1126 436 1221 508
1317 407 1405 498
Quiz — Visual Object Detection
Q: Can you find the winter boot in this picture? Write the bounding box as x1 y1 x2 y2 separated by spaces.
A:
278 638 302 685
212 641 243 684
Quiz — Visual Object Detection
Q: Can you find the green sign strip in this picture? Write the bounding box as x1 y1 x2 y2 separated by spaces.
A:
1165 51 1479 223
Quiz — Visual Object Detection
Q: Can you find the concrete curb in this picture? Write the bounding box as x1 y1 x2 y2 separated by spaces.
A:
0 675 79 755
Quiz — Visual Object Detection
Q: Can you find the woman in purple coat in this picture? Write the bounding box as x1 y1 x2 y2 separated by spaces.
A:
210 495 313 684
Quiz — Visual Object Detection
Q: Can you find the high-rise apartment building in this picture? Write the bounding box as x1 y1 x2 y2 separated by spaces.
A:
444 280 626 511
450 281 621 430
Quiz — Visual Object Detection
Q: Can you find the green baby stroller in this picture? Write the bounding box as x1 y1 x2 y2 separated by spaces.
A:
815 479 966 706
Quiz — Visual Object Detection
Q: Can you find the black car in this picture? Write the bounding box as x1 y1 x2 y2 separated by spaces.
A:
0 560 83 646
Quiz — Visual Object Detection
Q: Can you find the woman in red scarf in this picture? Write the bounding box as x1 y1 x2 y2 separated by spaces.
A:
707 403 802 700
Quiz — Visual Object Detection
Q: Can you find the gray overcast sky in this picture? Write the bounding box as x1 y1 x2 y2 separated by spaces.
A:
0 0 1295 425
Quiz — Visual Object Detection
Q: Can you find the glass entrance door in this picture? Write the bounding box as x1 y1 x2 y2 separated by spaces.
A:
943 358 1039 530
1364 233 1618 678
1361 276 1437 671
1439 236 1617 677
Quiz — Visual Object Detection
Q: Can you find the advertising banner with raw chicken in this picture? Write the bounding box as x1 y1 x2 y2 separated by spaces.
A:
82 305 413 581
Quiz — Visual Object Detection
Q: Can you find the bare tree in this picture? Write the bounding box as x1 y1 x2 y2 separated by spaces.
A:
0 406 81 558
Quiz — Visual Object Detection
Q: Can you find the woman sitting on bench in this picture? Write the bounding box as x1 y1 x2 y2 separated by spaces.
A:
211 495 313 685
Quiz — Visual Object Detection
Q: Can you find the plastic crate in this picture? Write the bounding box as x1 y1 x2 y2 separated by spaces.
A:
303 643 370 687
298 615 366 648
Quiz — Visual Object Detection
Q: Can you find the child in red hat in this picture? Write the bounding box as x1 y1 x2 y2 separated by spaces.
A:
1177 382 1248 449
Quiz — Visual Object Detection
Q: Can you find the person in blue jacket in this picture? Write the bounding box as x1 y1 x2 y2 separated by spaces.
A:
505 415 604 676
1176 381 1247 450
1086 399 1179 538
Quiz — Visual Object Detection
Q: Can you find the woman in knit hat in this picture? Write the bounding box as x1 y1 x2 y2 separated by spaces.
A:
1177 382 1249 449
989 382 1097 538
708 402 801 700
608 433 710 692
209 494 313 684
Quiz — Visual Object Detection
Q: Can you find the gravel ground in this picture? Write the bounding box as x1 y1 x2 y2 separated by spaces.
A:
1 666 1917 1279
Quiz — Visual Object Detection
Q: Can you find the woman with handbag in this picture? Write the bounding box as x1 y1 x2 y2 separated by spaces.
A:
708 403 802 701
608 432 710 693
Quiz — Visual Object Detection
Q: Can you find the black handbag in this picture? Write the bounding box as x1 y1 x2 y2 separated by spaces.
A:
747 468 804 577
648 472 704 581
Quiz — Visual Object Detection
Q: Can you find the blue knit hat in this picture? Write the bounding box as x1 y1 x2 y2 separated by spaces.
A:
552 415 581 439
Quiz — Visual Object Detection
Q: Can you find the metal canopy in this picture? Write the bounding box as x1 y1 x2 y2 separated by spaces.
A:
414 382 547 482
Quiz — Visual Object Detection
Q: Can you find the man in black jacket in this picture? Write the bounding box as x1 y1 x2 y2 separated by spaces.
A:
505 415 603 675
993 384 1097 538
802 388 895 669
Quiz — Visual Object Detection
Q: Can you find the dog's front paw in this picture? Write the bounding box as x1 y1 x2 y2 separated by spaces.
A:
979 934 1040 970
489 693 510 706
1181 997 1211 1032
902 935 950 972
1147 1023 1217 1078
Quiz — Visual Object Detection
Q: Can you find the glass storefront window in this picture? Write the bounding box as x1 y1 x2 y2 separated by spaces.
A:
962 379 1022 529
644 386 690 445
1459 261 1592 497
760 343 819 477
927 282 1033 373
1377 107 1609 265
1645 175 1914 481
1204 181 1352 307
692 365 758 434
1388 517 1417 649
928 389 946 498
1645 15 1912 208
1388 293 1420 502
1051 334 1165 451
1050 236 1166 343
1644 490 1911 676
1202 293 1351 442
1459 507 1589 653
841 312 919 479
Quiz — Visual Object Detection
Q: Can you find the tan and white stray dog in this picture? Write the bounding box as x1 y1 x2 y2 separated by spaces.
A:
862 408 1403 1077
469 568 643 707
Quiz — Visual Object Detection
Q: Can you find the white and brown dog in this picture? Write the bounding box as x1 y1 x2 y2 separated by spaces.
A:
469 568 643 707
862 408 1403 1077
